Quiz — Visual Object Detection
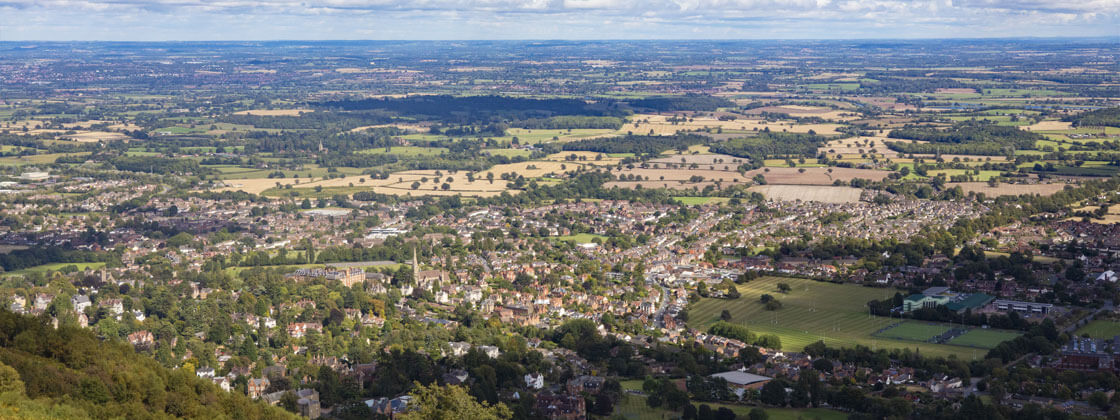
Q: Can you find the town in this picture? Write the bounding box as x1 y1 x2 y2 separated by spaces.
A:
0 38 1119 420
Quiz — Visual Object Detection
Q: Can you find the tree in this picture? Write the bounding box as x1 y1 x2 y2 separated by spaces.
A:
720 310 732 321
811 358 833 373
683 404 698 419
725 284 740 299
748 407 769 420
166 232 194 248
698 404 713 419
280 391 299 413
397 383 511 420
777 283 791 294
1089 391 1109 411
739 346 764 365
0 361 24 395
760 380 787 406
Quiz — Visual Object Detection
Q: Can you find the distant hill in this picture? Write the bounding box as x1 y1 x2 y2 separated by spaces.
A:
0 309 297 420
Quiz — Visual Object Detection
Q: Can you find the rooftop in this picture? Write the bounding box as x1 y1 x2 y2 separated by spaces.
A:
710 370 772 386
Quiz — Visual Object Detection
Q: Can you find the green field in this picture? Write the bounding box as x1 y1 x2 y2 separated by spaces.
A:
261 185 371 200
209 164 365 180
672 196 731 205
400 128 614 145
945 115 1031 126
483 148 532 158
804 83 859 91
0 152 90 166
1 262 106 277
927 169 1004 181
689 276 980 358
615 381 847 420
224 263 323 276
358 146 449 156
1075 320 1120 339
874 322 950 341
948 329 1023 348
553 233 607 244
764 159 828 168
152 126 204 135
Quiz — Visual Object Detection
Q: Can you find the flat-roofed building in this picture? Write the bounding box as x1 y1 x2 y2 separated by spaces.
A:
993 299 1053 314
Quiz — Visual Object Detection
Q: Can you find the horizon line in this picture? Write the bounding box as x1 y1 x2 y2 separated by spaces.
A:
2 36 1119 43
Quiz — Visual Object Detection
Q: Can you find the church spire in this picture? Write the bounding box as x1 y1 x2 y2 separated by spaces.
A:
412 246 419 283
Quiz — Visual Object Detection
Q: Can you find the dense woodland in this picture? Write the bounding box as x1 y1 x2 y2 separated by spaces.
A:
0 310 295 420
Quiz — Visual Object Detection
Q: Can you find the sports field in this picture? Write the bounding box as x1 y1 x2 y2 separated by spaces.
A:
948 329 1023 348
615 381 846 420
1075 320 1120 339
875 322 950 341
688 276 996 358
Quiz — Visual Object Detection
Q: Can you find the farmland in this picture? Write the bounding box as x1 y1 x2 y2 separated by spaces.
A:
952 182 1071 197
748 185 863 203
743 167 891 185
672 196 731 205
610 113 843 136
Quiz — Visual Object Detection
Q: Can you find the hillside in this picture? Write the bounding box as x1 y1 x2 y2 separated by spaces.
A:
0 310 297 420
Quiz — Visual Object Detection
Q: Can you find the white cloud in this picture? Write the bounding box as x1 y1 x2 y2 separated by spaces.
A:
0 0 1115 39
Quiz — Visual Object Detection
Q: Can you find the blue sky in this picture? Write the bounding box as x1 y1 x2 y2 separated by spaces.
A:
0 0 1117 41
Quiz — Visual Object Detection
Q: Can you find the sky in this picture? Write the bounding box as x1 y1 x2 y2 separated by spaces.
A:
0 0 1117 41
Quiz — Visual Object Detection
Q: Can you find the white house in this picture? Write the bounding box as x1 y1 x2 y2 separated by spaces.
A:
71 295 92 313
1096 270 1117 283
196 367 215 379
478 345 501 359
524 373 544 390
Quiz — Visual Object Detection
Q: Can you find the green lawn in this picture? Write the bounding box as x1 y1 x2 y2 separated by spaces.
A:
689 277 973 358
1075 320 1120 339
948 329 1023 349
874 322 950 341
